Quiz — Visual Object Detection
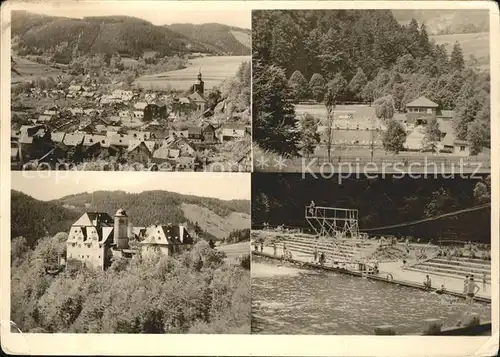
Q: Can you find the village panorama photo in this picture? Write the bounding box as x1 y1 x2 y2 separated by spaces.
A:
252 9 491 173
9 171 251 333
10 3 251 172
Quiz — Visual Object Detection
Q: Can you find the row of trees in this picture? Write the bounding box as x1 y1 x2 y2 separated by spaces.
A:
252 10 490 157
252 174 491 243
11 234 250 333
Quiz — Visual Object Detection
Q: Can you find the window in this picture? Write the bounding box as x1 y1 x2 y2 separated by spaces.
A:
460 146 465 152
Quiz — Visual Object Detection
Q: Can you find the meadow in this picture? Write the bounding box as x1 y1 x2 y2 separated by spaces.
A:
11 56 64 84
134 55 250 91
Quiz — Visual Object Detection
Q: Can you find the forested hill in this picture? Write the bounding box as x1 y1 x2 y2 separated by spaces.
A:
252 174 491 244
12 190 250 246
166 23 251 55
11 190 81 247
11 11 245 56
252 10 490 156
391 9 489 35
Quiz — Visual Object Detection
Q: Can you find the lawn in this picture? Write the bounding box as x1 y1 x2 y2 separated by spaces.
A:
11 56 64 84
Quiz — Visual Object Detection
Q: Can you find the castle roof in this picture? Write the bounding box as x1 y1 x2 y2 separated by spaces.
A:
142 224 194 246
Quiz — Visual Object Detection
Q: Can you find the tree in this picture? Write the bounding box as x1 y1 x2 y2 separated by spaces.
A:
473 181 490 204
361 81 376 105
11 236 29 265
288 70 308 103
207 89 221 110
423 117 441 152
419 23 430 57
253 64 300 155
299 113 320 157
308 73 326 103
467 120 488 155
392 83 406 112
383 119 407 154
348 68 368 99
450 41 465 72
374 95 395 122
323 77 345 162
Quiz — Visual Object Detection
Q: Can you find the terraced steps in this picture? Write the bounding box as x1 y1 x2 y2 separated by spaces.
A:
406 266 491 283
432 258 491 269
420 261 490 276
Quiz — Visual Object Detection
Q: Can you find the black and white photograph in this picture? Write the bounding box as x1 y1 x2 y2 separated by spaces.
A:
251 174 492 335
10 171 251 334
10 3 251 172
252 9 491 173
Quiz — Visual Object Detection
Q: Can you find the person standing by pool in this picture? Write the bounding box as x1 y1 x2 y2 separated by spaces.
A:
463 275 469 293
313 247 318 263
260 240 264 252
466 276 480 309
273 242 277 256
423 275 432 290
482 272 487 292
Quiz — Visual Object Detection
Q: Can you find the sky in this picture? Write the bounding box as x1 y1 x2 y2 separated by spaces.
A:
11 171 251 201
11 1 251 28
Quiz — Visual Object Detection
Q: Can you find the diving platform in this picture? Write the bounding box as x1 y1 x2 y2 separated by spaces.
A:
305 205 360 238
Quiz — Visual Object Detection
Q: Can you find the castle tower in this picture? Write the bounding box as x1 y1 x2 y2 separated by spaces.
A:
193 70 204 96
114 208 129 250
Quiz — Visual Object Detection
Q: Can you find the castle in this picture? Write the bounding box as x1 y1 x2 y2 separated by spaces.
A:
66 209 194 270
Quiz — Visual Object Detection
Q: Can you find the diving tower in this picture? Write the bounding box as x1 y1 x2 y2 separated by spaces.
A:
305 205 360 239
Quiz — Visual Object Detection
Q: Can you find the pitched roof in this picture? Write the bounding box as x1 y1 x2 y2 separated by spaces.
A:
51 132 66 143
63 133 85 146
128 140 156 153
406 96 439 108
179 97 191 105
37 115 53 122
83 134 107 146
187 126 202 135
188 91 206 102
153 147 180 160
142 224 193 245
72 212 114 227
108 134 130 147
223 123 246 130
134 102 148 110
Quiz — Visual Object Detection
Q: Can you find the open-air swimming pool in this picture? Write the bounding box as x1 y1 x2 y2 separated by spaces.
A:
251 258 491 335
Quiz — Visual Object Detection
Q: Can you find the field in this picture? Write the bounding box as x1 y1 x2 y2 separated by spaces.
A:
11 56 64 84
217 241 250 264
134 55 250 91
180 203 251 240
430 32 489 70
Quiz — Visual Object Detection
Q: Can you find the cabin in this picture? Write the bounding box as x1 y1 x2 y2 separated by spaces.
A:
201 123 216 142
405 96 439 125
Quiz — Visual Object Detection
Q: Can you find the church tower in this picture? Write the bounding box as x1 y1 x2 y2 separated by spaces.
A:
113 208 129 250
193 70 204 96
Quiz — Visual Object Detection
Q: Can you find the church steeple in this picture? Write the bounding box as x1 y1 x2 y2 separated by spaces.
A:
194 69 204 96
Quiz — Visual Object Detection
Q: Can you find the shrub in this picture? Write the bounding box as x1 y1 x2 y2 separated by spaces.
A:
239 254 250 270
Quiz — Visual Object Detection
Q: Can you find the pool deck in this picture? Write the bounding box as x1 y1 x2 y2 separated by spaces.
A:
253 247 491 303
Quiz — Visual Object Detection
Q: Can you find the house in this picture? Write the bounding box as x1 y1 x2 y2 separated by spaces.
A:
119 111 130 118
188 91 206 113
63 133 85 147
175 138 196 156
108 134 130 147
152 147 181 164
18 126 52 163
51 131 66 144
218 123 246 142
187 126 202 142
171 129 189 139
127 140 156 163
66 210 134 270
36 115 53 123
133 111 144 119
144 103 167 121
177 155 195 170
201 123 216 142
69 107 84 115
128 131 151 140
405 96 439 125
140 224 194 257
43 110 57 116
83 134 107 157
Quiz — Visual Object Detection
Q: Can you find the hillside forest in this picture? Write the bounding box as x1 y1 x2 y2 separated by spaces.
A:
252 10 490 156
252 173 491 244
11 189 251 333
11 190 250 248
11 235 250 333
